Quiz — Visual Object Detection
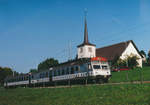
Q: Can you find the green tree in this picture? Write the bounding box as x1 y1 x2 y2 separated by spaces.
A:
0 67 13 85
116 59 126 67
140 50 146 57
115 55 139 69
127 55 139 69
148 51 150 58
29 68 38 73
38 58 59 71
147 51 150 66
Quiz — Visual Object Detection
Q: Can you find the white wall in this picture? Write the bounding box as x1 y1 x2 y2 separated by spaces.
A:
78 45 96 59
120 42 142 67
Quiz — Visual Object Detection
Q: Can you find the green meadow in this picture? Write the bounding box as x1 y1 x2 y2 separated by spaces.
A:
1 66 150 105
1 84 150 105
110 66 150 83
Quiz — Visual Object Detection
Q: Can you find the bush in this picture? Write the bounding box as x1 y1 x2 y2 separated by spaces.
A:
114 54 139 69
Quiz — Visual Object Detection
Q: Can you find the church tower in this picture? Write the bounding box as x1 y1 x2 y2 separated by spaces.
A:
77 14 96 59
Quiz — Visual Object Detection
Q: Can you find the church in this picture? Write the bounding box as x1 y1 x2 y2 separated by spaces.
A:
77 16 143 67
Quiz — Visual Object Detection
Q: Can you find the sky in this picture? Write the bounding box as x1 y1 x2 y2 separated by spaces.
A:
0 0 150 73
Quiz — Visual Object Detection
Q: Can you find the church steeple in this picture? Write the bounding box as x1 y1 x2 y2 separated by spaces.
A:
84 17 89 44
77 10 95 48
77 10 96 59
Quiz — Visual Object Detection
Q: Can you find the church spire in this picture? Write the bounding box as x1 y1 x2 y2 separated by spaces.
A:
84 16 89 44
77 9 96 59
77 9 95 48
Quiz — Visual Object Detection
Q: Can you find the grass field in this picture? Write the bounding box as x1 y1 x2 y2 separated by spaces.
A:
1 84 150 105
1 67 150 105
110 66 150 83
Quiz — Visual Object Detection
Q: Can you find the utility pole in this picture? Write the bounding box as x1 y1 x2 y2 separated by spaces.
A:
125 41 129 82
68 41 72 60
11 65 15 77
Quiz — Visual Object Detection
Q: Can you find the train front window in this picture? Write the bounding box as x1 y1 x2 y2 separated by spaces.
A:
102 65 108 70
93 65 101 69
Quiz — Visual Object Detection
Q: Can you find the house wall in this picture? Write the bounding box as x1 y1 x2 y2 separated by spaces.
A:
78 45 96 59
120 42 142 67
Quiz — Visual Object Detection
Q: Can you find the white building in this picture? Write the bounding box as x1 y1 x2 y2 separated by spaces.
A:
77 16 143 67
96 40 143 67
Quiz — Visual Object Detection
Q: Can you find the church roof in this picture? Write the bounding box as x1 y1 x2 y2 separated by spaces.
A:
96 40 143 61
77 16 95 48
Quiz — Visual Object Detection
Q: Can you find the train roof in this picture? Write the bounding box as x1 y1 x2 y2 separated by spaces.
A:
5 73 29 80
56 58 90 67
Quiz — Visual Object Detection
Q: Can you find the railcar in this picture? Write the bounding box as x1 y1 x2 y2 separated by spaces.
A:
4 57 111 88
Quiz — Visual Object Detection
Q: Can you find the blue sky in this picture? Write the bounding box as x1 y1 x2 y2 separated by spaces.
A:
0 0 150 73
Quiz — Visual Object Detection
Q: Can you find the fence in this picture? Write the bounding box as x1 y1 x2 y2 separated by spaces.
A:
109 66 150 84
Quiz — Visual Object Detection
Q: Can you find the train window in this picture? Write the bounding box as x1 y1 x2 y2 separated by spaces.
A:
21 77 23 81
42 72 46 78
26 76 28 80
24 76 26 80
62 69 65 75
22 77 24 81
75 66 79 72
102 65 108 70
54 70 57 76
66 68 70 74
93 65 101 69
18 77 22 81
43 73 44 78
32 75 34 79
52 70 54 76
58 70 60 76
71 67 74 74
46 72 48 77
18 77 21 81
59 70 61 75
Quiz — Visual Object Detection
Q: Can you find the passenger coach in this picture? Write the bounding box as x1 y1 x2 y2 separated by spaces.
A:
4 57 111 88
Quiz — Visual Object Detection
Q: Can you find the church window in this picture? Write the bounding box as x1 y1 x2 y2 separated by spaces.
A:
88 47 92 52
80 48 83 53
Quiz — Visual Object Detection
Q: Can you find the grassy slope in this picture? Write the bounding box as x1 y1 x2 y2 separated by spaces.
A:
110 66 150 83
1 67 150 105
1 84 150 105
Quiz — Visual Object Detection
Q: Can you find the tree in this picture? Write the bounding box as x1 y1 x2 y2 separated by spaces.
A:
38 58 59 71
140 50 146 57
148 51 150 58
29 69 38 73
127 55 139 69
0 67 13 85
114 54 139 69
147 51 150 66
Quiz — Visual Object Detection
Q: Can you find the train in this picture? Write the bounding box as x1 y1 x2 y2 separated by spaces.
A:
4 57 111 88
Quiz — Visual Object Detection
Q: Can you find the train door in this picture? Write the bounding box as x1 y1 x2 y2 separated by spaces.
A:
88 62 93 76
